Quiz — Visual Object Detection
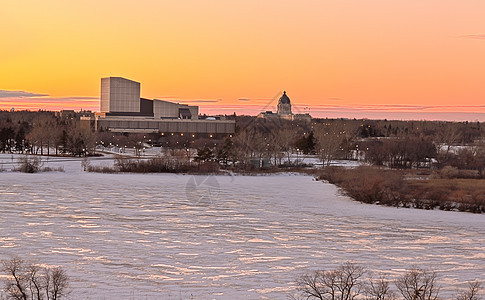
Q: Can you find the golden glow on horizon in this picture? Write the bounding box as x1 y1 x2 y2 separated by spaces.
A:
1 1 485 120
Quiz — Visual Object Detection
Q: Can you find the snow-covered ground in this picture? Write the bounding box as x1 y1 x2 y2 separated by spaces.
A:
97 145 365 168
287 153 364 168
0 154 483 299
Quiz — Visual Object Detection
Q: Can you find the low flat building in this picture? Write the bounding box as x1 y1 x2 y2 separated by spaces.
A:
95 117 235 136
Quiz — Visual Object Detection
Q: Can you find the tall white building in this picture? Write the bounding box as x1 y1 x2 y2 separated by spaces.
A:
100 77 141 113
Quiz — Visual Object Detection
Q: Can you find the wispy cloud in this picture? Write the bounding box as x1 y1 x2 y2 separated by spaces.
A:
49 96 98 101
1 96 98 104
0 95 99 111
238 98 251 102
306 103 485 113
0 90 48 98
187 99 220 103
459 34 485 39
154 96 221 104
152 96 178 100
199 102 485 122
199 101 485 120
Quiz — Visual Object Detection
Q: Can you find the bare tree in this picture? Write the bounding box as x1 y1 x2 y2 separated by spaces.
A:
395 267 440 300
27 264 44 300
277 127 299 165
314 121 348 167
27 115 58 156
436 122 462 164
46 267 69 300
297 270 326 300
297 262 365 300
1 258 69 300
2 257 28 300
66 121 96 156
365 275 396 300
232 127 257 166
455 281 482 300
334 262 366 300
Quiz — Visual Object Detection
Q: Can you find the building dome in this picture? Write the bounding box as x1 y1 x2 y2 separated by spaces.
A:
278 91 291 105
277 91 292 116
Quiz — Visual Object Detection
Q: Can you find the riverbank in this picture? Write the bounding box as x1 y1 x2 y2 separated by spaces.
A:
317 166 485 213
2 154 484 213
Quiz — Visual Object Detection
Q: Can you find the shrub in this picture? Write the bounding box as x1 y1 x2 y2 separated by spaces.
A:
86 165 117 173
16 156 42 173
110 157 194 173
318 167 484 213
197 161 220 173
318 166 406 205
42 166 64 172
439 166 460 179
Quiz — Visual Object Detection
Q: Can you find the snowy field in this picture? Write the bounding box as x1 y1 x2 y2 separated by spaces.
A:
0 154 484 299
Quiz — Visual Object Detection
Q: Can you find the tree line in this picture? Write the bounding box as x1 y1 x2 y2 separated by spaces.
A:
0 112 95 157
217 116 485 172
3 110 485 174
294 262 482 300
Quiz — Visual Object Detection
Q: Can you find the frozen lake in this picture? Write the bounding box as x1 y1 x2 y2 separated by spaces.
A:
0 156 484 299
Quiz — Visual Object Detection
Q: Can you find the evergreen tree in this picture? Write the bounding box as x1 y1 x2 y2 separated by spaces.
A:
15 127 25 153
295 131 315 154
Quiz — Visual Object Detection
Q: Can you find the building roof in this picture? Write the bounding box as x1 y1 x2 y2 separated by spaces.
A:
278 91 291 104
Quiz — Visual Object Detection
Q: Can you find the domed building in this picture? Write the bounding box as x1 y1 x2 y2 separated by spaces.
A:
277 91 292 117
257 91 312 121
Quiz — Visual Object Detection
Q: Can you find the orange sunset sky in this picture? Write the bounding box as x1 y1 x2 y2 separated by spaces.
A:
1 0 485 121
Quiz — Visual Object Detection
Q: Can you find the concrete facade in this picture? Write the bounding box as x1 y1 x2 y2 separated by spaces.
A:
101 77 141 113
92 77 235 136
95 117 235 136
153 99 198 120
